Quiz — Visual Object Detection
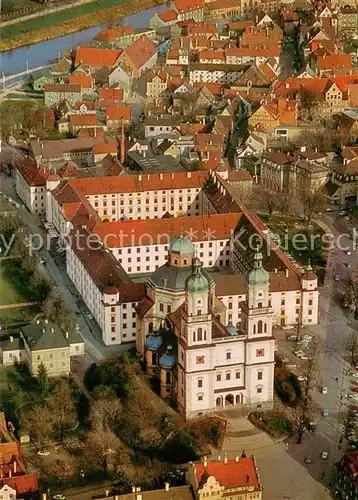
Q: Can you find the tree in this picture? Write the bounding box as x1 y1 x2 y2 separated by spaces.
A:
345 332 358 366
85 428 128 477
288 341 320 443
90 396 122 431
299 89 319 123
342 407 357 439
347 266 358 319
261 189 278 219
300 190 326 225
47 380 77 443
23 405 54 449
42 292 75 332
37 362 50 396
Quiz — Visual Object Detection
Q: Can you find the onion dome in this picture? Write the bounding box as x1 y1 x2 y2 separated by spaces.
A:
159 345 176 369
246 250 269 286
186 257 209 293
169 234 194 255
145 329 163 351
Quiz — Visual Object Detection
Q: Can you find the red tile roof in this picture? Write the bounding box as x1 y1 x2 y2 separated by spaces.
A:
195 457 262 491
69 114 96 126
3 474 39 495
0 442 22 465
317 54 352 71
75 47 122 68
158 9 178 22
200 50 225 61
69 171 208 196
94 25 134 42
79 127 105 138
69 74 93 89
93 213 242 247
106 105 132 121
16 157 50 187
58 162 78 178
92 143 118 155
226 47 280 57
121 35 157 70
173 0 204 13
44 84 81 93
99 88 123 102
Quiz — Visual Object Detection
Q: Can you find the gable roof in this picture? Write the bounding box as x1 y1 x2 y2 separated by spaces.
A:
317 54 352 71
122 35 157 69
99 88 124 101
21 322 70 351
194 457 262 491
173 0 204 13
158 9 178 22
75 47 122 68
3 475 39 495
69 74 93 88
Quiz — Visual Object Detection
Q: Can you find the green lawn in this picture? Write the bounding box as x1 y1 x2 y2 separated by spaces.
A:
1 0 130 40
0 259 34 306
0 305 41 327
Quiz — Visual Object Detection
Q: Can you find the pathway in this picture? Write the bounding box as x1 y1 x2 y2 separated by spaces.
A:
217 408 332 500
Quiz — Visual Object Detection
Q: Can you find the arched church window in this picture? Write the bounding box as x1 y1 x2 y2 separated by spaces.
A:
183 259 188 265
258 320 263 334
253 324 256 334
204 330 207 341
193 331 196 342
197 328 203 341
264 323 267 333
166 371 171 384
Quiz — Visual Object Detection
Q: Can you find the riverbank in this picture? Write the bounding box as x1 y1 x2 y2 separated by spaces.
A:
0 0 166 52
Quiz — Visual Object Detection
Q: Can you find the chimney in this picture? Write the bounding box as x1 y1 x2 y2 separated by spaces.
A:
171 173 174 179
274 268 278 273
9 336 13 343
147 174 150 181
41 143 44 150
165 483 170 491
235 456 239 462
65 331 69 339
9 469 12 478
120 118 125 164
51 328 54 333
218 455 221 461
137 496 142 500
224 454 228 464
42 495 47 500
160 173 163 180
36 319 40 325
132 486 136 493
136 488 141 493
187 171 192 178
44 319 48 324
300 146 306 152
138 174 142 181
285 269 289 278
203 456 208 467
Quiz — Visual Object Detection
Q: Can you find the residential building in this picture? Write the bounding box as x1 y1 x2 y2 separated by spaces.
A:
118 35 157 79
226 47 280 67
15 157 50 214
144 116 181 138
20 320 84 376
171 0 205 22
146 71 168 101
338 6 358 32
189 63 246 84
95 485 193 500
205 0 242 19
106 105 132 128
150 9 178 29
189 455 263 499
44 84 82 107
336 451 358 500
74 47 122 70
94 26 135 47
0 441 39 499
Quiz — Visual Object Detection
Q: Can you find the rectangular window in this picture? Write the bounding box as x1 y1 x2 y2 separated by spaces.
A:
160 303 164 312
236 372 240 379
111 336 116 341
217 373 221 381
226 372 231 380
226 352 231 360
198 379 203 388
257 387 263 394
258 372 263 380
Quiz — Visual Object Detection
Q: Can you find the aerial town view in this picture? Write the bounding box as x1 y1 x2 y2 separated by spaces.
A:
0 0 358 498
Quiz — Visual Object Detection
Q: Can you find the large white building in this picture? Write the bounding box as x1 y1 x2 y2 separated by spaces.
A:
136 238 276 419
16 165 319 348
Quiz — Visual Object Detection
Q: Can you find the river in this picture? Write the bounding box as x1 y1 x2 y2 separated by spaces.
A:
0 3 166 75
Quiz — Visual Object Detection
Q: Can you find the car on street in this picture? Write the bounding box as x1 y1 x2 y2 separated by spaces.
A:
52 495 66 500
305 456 313 464
350 371 358 377
322 387 328 394
347 251 352 256
349 394 358 401
345 263 352 268
321 452 329 459
335 275 340 281
351 387 358 393
339 211 347 216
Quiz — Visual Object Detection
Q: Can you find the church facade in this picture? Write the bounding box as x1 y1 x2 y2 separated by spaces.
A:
136 235 280 419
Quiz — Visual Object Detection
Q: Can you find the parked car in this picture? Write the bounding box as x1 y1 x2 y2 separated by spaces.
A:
339 211 347 216
305 456 313 463
334 275 340 281
351 387 358 393
347 251 352 256
321 451 329 459
37 450 50 456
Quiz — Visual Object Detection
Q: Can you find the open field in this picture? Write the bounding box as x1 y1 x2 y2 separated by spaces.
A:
0 260 28 305
0 0 166 51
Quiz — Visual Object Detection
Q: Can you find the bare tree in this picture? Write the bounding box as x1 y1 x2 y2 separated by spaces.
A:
288 341 320 443
347 266 358 319
85 428 128 477
261 189 278 219
23 405 54 449
300 190 326 225
345 332 358 366
47 380 77 443
90 396 122 431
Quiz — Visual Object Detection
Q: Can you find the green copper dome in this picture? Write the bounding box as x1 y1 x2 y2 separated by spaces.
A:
186 257 209 293
170 234 194 255
246 251 269 285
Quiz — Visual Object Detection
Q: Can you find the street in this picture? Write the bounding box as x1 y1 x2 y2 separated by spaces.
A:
0 171 131 362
